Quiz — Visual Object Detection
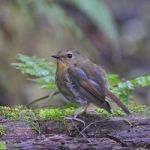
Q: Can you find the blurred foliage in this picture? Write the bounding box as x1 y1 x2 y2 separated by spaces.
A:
0 0 149 106
0 141 6 150
71 0 119 46
108 74 150 104
28 0 87 42
13 54 150 105
12 54 56 90
0 124 6 136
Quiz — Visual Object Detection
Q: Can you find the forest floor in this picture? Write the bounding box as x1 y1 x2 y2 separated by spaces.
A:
1 112 150 150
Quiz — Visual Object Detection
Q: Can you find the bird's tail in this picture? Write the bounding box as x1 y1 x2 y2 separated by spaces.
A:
106 90 130 114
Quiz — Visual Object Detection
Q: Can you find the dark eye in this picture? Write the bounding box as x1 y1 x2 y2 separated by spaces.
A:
67 53 72 58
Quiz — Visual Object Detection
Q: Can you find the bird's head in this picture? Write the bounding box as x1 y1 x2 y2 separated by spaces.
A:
52 49 83 69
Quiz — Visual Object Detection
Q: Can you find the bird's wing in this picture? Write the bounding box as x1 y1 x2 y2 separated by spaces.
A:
79 62 107 88
68 66 111 112
68 66 105 100
78 63 130 114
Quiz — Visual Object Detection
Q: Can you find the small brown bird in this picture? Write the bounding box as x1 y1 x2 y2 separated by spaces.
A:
52 49 130 120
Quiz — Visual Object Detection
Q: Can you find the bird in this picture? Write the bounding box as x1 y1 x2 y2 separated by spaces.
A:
52 49 130 122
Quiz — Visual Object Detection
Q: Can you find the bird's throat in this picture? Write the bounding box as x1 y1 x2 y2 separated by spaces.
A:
57 62 67 69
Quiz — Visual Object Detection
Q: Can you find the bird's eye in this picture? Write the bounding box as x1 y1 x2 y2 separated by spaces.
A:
67 53 72 58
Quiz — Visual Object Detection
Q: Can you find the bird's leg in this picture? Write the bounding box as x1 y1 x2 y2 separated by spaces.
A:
82 103 99 115
81 103 90 114
64 105 88 126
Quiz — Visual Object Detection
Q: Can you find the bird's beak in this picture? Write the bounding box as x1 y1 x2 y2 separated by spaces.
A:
51 55 60 59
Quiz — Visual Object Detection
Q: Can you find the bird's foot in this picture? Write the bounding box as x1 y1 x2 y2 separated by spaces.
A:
85 110 99 115
64 116 85 126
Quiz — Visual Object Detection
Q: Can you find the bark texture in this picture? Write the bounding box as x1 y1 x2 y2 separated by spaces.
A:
1 115 150 150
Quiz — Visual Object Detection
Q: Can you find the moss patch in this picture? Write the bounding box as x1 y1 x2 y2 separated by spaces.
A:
0 125 7 136
0 104 150 121
0 141 6 149
0 105 26 120
37 107 76 120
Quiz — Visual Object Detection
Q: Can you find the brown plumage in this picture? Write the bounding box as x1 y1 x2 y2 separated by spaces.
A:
52 49 130 115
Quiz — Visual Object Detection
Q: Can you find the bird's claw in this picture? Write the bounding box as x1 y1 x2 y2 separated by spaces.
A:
64 116 85 126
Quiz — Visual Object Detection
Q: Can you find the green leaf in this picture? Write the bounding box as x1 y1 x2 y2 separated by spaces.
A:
131 75 150 87
108 74 150 104
107 74 122 86
12 54 56 90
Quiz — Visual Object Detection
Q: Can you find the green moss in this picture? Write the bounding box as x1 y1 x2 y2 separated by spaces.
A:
111 108 126 117
97 102 150 117
0 105 26 120
96 108 110 117
129 103 150 115
96 107 126 117
37 107 76 120
0 125 7 136
0 141 6 150
0 104 150 121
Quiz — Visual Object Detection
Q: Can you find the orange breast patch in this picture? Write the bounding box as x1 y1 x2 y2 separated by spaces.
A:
57 62 67 69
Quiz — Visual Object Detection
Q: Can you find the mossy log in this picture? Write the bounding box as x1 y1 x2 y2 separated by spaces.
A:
1 115 150 150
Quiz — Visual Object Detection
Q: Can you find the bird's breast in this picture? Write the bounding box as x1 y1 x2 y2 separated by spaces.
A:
55 67 69 93
57 62 67 70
